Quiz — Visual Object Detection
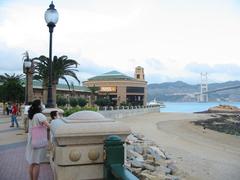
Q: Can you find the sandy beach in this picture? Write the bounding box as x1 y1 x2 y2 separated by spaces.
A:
120 112 240 180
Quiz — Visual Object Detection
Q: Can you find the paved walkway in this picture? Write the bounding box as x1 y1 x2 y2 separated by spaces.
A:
0 114 53 180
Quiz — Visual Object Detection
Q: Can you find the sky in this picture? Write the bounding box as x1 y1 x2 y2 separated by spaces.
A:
0 0 240 85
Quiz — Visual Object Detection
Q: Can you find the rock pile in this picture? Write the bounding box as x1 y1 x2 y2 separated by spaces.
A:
193 114 240 136
125 133 180 180
208 104 240 113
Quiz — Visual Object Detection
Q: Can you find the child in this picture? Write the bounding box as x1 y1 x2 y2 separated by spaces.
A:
49 110 60 149
50 110 59 122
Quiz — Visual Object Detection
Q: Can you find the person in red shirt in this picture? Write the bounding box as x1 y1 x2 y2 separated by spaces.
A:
10 103 19 127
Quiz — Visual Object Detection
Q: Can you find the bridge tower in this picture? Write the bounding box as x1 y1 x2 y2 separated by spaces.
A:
199 72 208 102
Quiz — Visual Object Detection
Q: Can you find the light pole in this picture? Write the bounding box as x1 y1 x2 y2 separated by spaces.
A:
23 59 32 105
44 1 59 108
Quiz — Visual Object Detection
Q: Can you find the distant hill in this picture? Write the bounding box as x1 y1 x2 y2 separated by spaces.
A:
147 80 240 102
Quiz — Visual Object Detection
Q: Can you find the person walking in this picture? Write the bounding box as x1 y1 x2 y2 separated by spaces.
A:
25 99 50 180
10 103 19 127
6 103 10 115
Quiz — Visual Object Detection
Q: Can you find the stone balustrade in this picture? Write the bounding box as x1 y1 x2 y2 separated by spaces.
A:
50 111 131 180
98 106 160 119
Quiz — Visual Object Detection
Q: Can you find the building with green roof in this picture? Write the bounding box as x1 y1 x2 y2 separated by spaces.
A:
88 71 135 81
83 67 147 106
24 80 91 104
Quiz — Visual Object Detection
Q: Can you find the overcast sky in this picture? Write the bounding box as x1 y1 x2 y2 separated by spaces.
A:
0 0 240 84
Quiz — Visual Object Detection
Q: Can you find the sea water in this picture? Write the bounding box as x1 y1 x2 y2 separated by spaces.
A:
161 102 240 113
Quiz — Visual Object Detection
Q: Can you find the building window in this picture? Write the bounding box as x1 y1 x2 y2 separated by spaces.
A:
126 87 144 93
137 74 140 79
127 95 143 106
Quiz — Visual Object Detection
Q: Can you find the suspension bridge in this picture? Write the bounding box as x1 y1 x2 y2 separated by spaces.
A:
196 73 240 102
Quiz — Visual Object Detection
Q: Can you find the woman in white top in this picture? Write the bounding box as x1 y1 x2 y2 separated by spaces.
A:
25 100 50 180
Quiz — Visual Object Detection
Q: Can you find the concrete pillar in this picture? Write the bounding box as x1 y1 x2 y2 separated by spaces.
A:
27 73 33 103
144 85 147 106
117 86 126 105
43 87 48 105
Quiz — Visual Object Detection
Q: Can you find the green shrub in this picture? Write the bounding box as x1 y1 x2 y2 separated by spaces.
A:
56 96 68 106
63 106 97 117
95 98 111 107
69 98 78 107
120 101 132 107
78 97 88 107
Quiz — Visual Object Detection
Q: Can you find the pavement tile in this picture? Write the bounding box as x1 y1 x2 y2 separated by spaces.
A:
0 143 53 180
0 117 53 180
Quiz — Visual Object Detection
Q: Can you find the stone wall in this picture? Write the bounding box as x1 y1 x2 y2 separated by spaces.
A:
98 106 160 119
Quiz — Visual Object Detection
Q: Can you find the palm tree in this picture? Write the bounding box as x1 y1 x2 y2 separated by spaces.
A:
0 73 23 82
33 55 49 104
33 55 80 106
0 73 24 103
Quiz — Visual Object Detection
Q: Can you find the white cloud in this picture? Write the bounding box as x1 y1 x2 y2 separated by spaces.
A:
185 62 240 83
0 0 240 84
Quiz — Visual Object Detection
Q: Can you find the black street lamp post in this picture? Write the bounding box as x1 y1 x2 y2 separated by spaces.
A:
44 1 59 108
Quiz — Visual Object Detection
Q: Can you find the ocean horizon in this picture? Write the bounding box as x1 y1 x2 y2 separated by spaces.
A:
161 102 240 113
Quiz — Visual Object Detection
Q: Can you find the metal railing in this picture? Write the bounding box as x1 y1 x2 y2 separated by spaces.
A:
104 135 139 180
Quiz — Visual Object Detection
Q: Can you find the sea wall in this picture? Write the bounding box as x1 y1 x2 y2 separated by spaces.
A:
98 106 160 119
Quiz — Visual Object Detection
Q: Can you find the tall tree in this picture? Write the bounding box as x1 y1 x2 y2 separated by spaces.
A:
33 55 80 106
33 55 49 104
0 73 24 103
88 85 99 106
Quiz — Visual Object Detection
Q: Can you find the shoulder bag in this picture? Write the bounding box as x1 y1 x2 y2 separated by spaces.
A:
31 123 48 149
